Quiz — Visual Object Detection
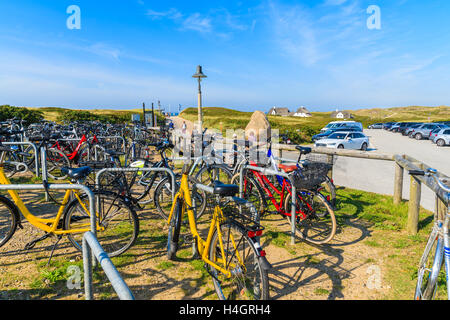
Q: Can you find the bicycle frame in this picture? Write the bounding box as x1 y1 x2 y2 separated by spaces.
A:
166 172 242 278
0 166 100 235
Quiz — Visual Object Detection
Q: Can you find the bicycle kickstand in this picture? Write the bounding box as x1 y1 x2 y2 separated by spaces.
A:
47 235 63 266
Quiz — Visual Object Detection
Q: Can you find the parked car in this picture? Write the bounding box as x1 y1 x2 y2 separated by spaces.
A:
320 121 363 133
391 122 416 133
403 123 423 136
312 127 361 142
409 123 447 140
315 131 369 150
431 127 450 146
368 123 383 129
382 122 396 130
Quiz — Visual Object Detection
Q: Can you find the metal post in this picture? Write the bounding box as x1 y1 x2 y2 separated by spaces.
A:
83 232 135 300
83 236 93 300
290 184 296 245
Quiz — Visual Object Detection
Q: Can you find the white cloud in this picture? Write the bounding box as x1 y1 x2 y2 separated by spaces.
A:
182 13 212 33
323 0 348 6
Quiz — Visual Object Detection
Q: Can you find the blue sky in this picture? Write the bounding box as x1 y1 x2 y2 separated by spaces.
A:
0 0 449 112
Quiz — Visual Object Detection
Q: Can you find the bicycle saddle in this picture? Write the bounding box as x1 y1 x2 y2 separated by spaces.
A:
278 164 298 173
212 181 239 197
61 166 92 180
295 146 312 155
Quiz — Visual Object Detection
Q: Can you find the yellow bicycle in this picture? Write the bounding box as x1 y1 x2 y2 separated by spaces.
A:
0 144 139 257
166 162 271 300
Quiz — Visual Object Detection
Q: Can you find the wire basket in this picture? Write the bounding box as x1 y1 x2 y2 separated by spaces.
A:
202 191 264 233
303 153 336 165
291 161 332 190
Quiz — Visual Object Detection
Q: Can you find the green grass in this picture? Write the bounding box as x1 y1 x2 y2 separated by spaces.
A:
179 106 450 143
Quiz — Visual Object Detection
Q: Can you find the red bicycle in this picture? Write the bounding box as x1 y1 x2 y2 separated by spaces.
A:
231 148 336 245
51 134 105 165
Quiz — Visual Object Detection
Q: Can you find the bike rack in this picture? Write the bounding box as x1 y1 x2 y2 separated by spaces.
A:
239 165 298 245
95 167 177 201
0 183 97 235
3 141 40 177
96 136 127 153
82 231 135 300
0 182 135 300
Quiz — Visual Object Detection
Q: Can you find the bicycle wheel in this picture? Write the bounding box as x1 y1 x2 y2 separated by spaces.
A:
154 176 206 220
415 224 444 300
208 222 269 300
64 190 139 257
195 164 233 186
284 189 336 244
0 195 19 248
320 176 336 209
133 171 164 206
230 173 265 213
167 197 182 260
46 148 70 180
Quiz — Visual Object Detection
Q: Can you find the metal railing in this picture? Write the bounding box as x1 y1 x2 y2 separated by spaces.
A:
82 231 135 300
3 141 40 177
94 167 177 201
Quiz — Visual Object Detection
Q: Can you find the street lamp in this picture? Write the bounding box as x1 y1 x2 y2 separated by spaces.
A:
192 65 207 131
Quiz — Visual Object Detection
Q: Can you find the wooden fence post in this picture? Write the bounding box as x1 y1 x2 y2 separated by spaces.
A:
327 154 334 180
394 160 404 205
436 195 448 222
407 175 422 235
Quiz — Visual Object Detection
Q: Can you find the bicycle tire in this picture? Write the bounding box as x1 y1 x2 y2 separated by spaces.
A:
167 197 182 260
46 148 70 180
230 173 266 214
154 176 206 220
284 190 336 245
321 176 336 209
415 225 444 300
208 222 269 300
0 194 19 248
194 163 233 186
63 190 139 257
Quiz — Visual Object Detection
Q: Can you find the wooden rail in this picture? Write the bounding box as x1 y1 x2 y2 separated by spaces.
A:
273 143 449 235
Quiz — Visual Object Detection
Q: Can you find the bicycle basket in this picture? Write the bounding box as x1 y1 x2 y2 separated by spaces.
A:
203 193 263 233
291 161 331 190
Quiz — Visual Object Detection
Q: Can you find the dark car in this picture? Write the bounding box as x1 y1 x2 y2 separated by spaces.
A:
312 127 361 142
392 122 418 133
403 123 423 136
382 122 396 130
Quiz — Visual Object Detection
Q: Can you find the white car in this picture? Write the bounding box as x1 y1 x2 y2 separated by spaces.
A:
315 131 369 150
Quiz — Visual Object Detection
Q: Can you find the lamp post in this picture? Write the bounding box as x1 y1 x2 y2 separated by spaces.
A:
192 65 207 132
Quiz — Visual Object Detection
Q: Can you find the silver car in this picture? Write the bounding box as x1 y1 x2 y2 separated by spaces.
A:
315 131 370 150
433 128 450 147
409 123 447 140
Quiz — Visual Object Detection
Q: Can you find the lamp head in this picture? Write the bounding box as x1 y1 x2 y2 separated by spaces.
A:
192 65 207 79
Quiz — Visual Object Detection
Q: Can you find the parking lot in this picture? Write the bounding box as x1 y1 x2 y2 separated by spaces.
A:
367 129 450 176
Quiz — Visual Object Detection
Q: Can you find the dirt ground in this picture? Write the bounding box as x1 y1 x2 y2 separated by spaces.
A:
0 179 401 300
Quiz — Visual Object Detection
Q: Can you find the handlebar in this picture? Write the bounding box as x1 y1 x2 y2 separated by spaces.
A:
409 168 450 193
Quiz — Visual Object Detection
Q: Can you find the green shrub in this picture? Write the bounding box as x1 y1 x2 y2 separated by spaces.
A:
0 105 44 125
